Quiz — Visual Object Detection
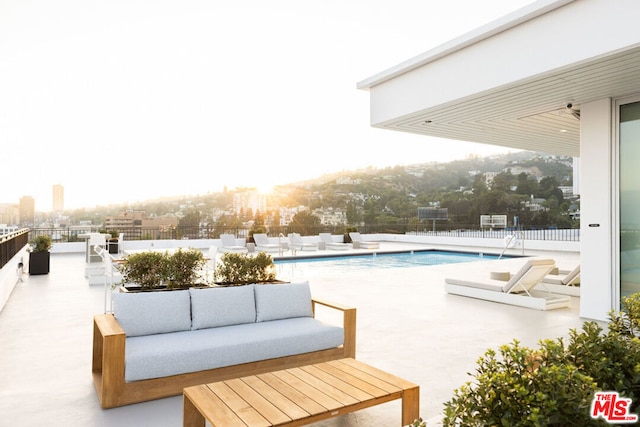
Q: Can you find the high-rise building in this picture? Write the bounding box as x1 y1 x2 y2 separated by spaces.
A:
232 189 267 216
19 196 35 225
53 184 64 212
0 203 19 225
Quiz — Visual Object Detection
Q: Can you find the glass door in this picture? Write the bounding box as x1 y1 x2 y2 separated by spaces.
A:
619 100 640 301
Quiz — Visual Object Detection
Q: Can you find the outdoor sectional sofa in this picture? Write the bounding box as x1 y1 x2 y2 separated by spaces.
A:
92 281 356 408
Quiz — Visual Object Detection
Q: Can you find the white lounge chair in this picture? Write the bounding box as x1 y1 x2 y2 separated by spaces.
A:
539 264 580 296
348 232 380 249
288 233 318 252
444 258 570 310
219 234 248 253
319 233 350 250
201 245 218 283
93 245 122 314
252 233 281 253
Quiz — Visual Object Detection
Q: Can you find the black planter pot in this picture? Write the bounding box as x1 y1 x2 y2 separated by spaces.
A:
29 251 50 275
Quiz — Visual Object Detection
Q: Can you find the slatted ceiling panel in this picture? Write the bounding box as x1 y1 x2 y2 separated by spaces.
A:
389 117 579 155
374 47 640 156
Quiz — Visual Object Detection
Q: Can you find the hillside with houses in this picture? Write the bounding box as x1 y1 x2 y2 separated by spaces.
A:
42 151 577 238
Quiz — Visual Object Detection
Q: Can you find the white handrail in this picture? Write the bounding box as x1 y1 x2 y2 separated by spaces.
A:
499 231 525 259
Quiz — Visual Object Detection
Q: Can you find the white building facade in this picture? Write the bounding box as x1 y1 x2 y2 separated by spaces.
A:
358 0 640 320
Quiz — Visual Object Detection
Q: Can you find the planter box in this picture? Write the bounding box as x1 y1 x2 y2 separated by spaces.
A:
119 284 210 292
108 239 119 254
29 251 50 275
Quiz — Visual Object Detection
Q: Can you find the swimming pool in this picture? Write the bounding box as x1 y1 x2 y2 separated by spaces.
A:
274 250 506 276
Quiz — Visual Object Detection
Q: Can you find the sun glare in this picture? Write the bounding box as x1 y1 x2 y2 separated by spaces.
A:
257 184 274 195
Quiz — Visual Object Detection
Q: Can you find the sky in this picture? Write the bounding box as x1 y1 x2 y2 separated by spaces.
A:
0 0 535 211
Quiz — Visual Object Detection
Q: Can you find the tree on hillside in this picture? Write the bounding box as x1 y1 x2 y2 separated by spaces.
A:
537 176 564 203
515 172 539 196
288 210 321 236
213 214 243 238
178 209 201 239
363 198 378 225
491 170 516 193
346 200 359 225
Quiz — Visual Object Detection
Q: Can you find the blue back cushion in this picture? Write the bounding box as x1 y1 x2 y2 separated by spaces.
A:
254 281 312 322
189 285 256 330
112 290 192 337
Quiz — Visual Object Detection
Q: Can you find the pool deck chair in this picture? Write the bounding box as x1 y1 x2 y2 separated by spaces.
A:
319 233 350 250
288 233 318 253
252 233 281 253
444 258 570 310
348 232 380 249
539 264 580 296
219 234 248 253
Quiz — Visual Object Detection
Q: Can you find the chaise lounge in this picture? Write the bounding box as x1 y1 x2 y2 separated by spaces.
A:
319 233 350 250
288 233 319 252
349 232 380 249
219 234 248 253
444 258 571 310
539 264 580 296
252 233 282 253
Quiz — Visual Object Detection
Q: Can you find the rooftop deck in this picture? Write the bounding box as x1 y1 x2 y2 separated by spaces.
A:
0 242 586 426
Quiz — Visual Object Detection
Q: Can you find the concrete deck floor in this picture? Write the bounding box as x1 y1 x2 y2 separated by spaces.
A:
0 243 586 426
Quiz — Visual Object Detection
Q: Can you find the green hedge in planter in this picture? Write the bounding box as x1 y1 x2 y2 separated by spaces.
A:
214 252 276 285
120 248 205 290
443 293 640 426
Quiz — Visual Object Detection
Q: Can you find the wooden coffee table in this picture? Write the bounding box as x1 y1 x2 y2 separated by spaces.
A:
183 358 420 427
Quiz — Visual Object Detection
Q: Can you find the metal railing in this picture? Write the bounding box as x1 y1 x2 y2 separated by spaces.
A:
406 227 580 242
26 224 580 244
0 228 29 269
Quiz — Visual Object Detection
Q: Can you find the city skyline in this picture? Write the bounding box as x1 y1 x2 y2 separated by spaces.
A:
1 0 533 210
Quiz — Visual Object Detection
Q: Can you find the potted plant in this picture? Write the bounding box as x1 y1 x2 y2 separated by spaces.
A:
214 252 277 286
119 248 206 291
29 234 52 275
343 227 358 243
107 230 120 254
247 226 266 244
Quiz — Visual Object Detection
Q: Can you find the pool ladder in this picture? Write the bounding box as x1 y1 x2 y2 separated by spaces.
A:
499 231 525 259
278 233 287 256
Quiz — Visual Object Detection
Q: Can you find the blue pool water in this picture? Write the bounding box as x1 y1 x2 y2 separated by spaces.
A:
274 250 504 275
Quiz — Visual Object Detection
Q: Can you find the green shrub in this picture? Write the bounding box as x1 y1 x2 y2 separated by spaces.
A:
568 322 640 411
120 251 169 289
166 248 205 288
443 293 640 425
31 235 52 252
120 248 205 289
214 252 276 285
609 292 640 338
443 340 600 426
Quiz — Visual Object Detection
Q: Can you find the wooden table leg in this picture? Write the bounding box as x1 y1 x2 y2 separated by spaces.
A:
183 392 206 427
401 386 420 426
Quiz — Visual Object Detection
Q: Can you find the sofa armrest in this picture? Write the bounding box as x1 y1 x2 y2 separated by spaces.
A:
92 314 126 408
312 298 356 358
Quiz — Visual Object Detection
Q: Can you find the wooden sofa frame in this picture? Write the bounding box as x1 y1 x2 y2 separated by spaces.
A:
92 298 356 409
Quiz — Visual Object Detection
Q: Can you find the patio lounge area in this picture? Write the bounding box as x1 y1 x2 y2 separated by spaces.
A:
0 242 586 426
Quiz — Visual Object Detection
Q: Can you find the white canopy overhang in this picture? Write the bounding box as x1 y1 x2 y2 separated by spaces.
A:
358 0 640 157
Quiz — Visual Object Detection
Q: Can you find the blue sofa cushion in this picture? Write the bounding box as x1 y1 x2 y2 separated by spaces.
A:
189 285 256 330
254 281 312 322
112 290 191 337
124 317 344 382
